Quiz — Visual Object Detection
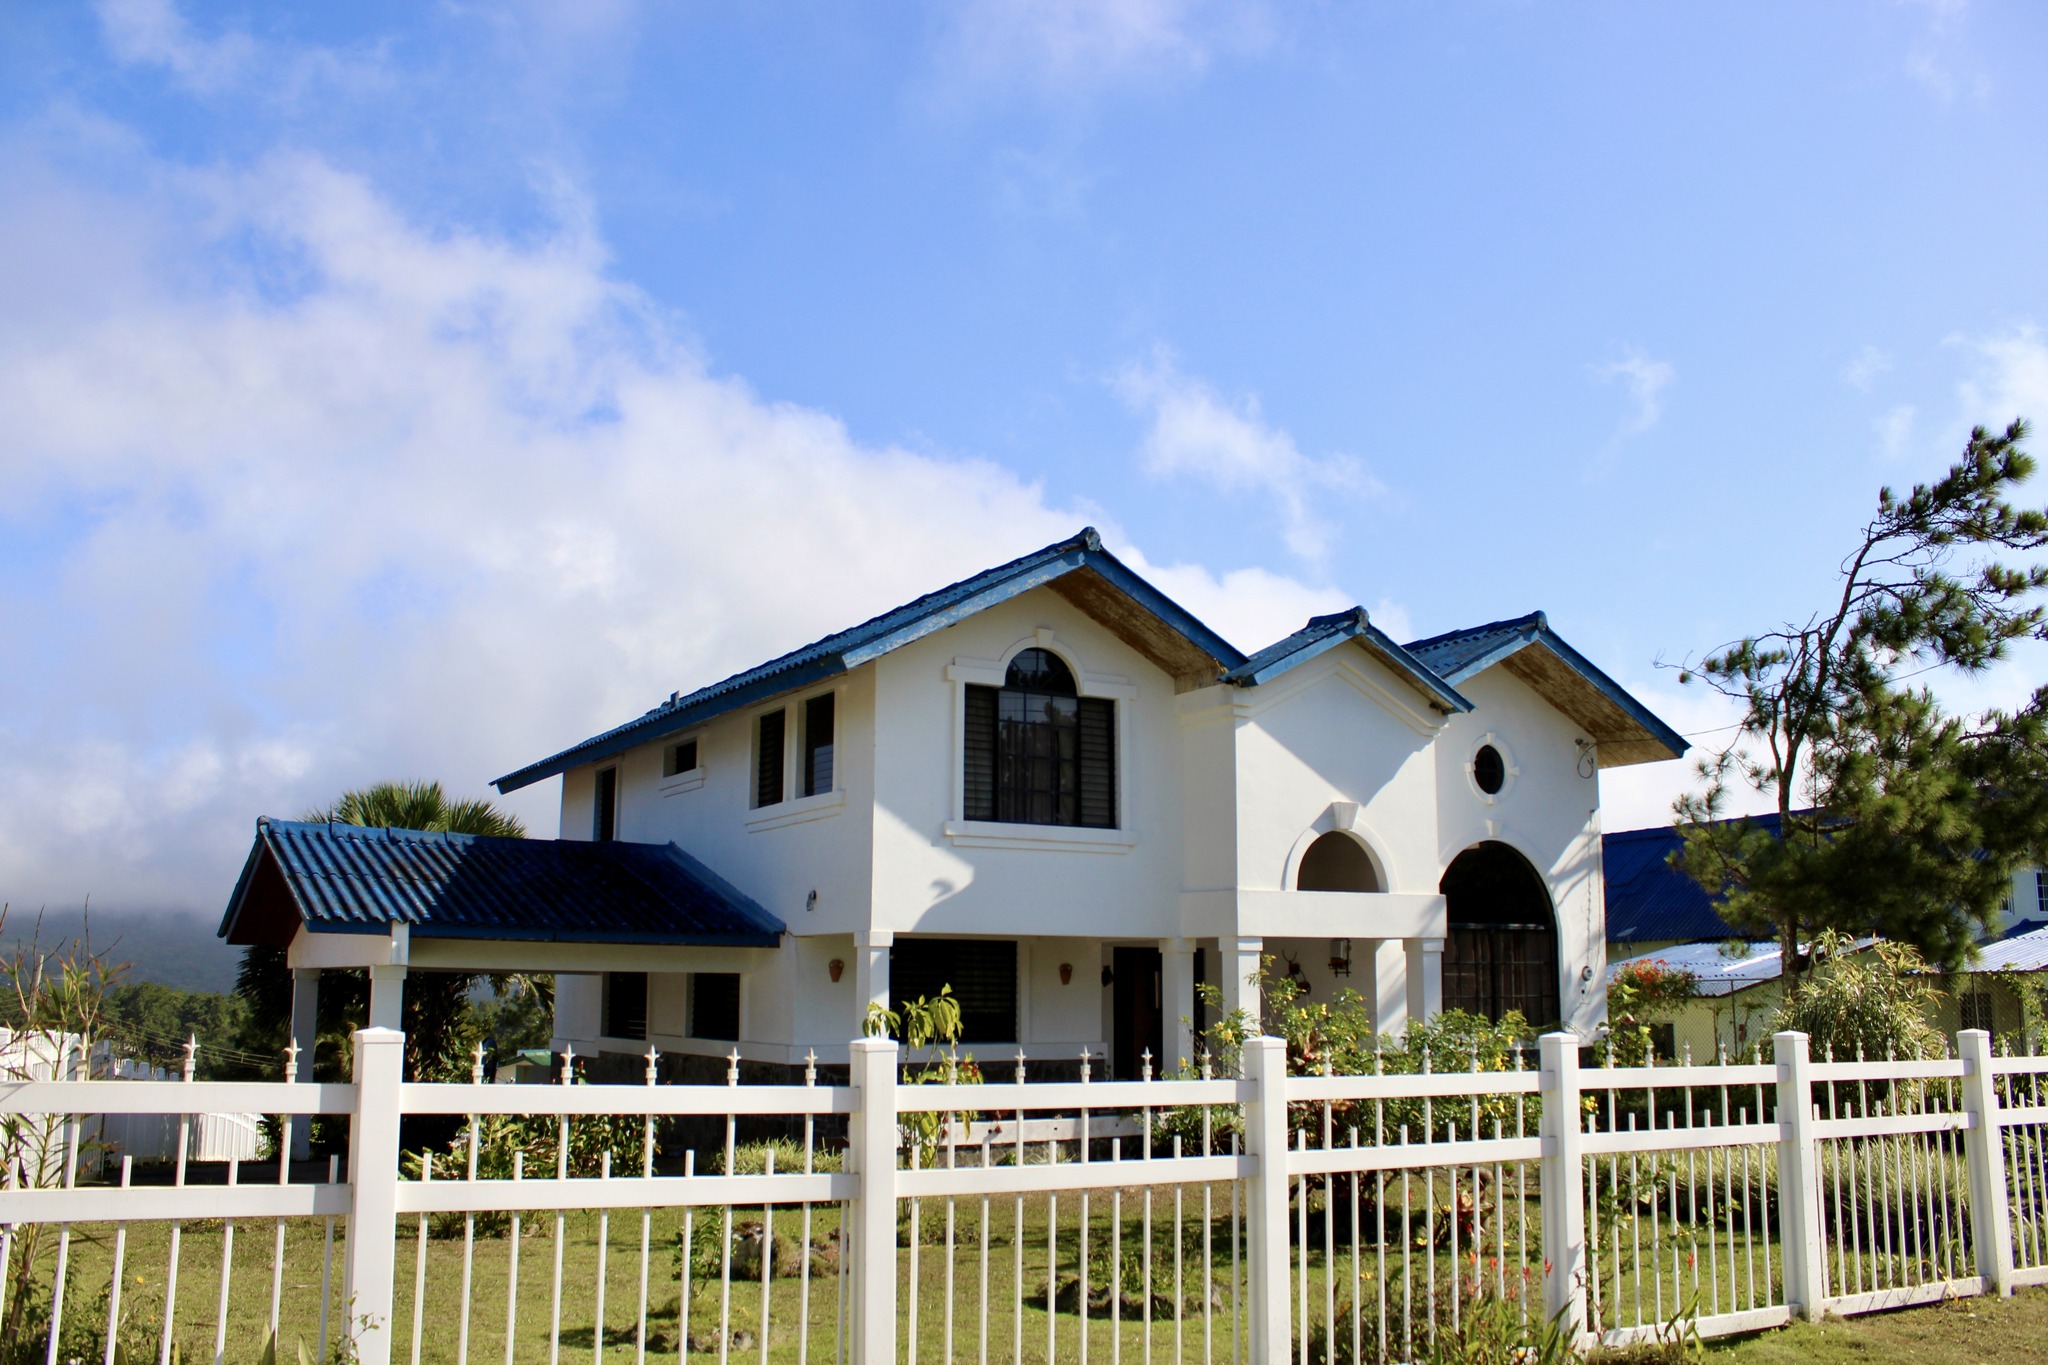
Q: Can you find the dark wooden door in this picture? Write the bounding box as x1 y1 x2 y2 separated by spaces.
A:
1112 946 1163 1080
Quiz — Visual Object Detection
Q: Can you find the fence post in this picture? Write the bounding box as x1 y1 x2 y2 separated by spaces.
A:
1960 1027 2015 1296
1241 1035 1290 1365
1772 1030 1826 1319
1537 1032 1586 1343
848 1035 899 1365
344 1026 405 1365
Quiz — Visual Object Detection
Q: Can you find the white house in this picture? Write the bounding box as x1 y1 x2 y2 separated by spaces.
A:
223 529 1685 1079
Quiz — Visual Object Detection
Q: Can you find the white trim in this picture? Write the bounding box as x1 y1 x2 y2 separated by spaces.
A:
746 786 847 832
1281 803 1396 893
657 768 707 796
942 820 1137 853
1467 730 1521 806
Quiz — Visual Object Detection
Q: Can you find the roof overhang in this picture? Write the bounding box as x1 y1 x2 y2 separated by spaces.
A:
493 528 1247 793
1225 607 1473 714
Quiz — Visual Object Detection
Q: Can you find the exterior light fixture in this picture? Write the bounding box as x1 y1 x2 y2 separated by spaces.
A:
1059 962 1073 986
828 959 844 983
1329 939 1352 977
805 889 818 912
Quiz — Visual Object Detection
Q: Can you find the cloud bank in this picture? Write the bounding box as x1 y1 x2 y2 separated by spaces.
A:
0 142 1341 916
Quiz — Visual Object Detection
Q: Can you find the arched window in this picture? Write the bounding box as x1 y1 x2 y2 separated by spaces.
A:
963 648 1117 827
1295 832 1381 892
1439 841 1559 1025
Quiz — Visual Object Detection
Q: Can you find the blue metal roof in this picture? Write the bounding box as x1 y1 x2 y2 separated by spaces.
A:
494 527 1248 794
1223 608 1473 713
219 819 785 947
1405 612 1688 766
1600 815 1792 945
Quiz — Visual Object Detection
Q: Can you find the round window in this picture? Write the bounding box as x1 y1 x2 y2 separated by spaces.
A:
1473 744 1507 795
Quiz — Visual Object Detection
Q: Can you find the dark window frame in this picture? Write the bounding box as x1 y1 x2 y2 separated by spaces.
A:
689 972 741 1041
754 709 786 808
802 692 836 798
593 767 618 842
603 971 647 1040
962 648 1116 829
664 737 700 779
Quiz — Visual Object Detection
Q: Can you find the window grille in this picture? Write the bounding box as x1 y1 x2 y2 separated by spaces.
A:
890 938 1018 1044
754 709 785 807
962 648 1115 828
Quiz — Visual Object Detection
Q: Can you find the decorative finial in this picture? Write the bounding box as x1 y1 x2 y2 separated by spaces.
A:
282 1041 301 1084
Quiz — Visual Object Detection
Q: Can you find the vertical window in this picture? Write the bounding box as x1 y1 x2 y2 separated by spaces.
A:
962 648 1116 828
755 709 786 808
802 693 835 797
604 972 647 1040
689 972 741 1041
2035 868 2047 920
593 767 618 842
664 739 699 777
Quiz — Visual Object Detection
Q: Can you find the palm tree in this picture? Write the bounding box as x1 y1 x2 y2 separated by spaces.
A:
236 781 529 1086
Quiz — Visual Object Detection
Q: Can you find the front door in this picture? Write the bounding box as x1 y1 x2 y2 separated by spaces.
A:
1112 946 1163 1079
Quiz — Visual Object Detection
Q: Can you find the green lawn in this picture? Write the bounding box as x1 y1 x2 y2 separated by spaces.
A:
1704 1286 2048 1363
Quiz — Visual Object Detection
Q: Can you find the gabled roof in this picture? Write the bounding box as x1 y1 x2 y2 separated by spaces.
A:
218 819 785 947
495 528 1246 793
1223 608 1473 714
1404 612 1687 768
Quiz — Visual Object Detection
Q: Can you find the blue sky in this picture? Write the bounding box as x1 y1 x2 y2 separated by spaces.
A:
3 1 2047 916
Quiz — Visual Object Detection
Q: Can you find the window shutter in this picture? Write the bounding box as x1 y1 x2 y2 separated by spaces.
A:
755 709 785 807
889 938 1018 1044
963 684 997 820
1077 696 1116 828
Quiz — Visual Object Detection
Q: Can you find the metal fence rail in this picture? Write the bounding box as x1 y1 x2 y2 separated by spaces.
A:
8 1027 2048 1364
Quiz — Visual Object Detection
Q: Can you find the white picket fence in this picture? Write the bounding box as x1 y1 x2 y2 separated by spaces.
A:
0 1027 2044 1365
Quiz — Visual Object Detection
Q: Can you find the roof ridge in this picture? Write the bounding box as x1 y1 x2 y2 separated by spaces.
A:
1402 610 1545 653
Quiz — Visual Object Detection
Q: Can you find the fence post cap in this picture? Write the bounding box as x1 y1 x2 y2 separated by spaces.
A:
848 1035 898 1055
352 1026 404 1044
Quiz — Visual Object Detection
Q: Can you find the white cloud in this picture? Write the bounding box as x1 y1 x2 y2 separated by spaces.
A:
1877 404 1917 461
1114 349 1381 563
94 0 388 103
0 145 1335 916
1592 347 1676 442
1958 325 2048 429
1899 0 1990 103
1842 344 1892 392
925 0 1271 107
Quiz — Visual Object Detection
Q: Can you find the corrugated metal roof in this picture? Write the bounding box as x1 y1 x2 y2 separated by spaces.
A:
1220 607 1473 713
219 819 785 946
1958 925 2048 973
1605 940 1785 997
1601 822 1766 945
494 527 1248 794
1405 612 1688 766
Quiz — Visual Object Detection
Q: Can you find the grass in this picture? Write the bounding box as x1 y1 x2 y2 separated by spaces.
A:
1704 1285 2048 1363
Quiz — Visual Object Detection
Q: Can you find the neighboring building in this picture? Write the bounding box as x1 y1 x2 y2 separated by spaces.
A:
1602 814 2048 1056
223 529 1688 1078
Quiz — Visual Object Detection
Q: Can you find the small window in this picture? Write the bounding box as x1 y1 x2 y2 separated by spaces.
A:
2035 869 2047 921
664 739 699 778
1473 745 1506 796
604 972 647 1040
755 710 786 808
690 972 741 1041
802 693 835 797
593 767 618 842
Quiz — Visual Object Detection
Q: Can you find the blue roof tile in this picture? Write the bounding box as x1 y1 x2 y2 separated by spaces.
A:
219 819 786 946
1222 607 1472 713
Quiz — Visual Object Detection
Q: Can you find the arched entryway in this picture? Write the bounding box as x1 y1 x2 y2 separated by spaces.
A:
1295 831 1382 892
1439 841 1559 1025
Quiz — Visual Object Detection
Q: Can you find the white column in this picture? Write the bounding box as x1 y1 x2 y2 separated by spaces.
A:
1241 1036 1291 1364
1366 940 1406 1038
848 1035 899 1365
1961 1027 2016 1296
289 968 319 1161
367 963 407 1033
1405 937 1443 1025
1538 1032 1588 1343
1220 934 1263 1025
344 1026 405 1365
1772 1030 1827 1318
1162 937 1197 1074
853 930 894 1032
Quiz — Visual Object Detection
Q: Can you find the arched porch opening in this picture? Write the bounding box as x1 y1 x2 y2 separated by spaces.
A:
1439 841 1559 1025
1295 831 1383 892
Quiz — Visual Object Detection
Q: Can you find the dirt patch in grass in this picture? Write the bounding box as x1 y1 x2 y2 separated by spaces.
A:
1706 1287 2048 1363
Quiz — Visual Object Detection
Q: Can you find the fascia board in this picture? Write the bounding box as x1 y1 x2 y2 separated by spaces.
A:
1227 646 1449 738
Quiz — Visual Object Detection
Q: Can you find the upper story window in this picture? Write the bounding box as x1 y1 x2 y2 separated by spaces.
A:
963 648 1116 828
802 693 835 797
754 709 786 808
664 738 699 778
593 766 618 842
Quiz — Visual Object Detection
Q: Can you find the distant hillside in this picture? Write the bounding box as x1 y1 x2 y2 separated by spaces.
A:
0 907 240 995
